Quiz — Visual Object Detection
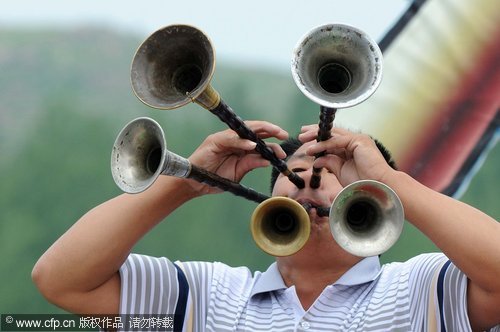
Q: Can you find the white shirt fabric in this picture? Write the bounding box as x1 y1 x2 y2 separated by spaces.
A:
119 252 500 331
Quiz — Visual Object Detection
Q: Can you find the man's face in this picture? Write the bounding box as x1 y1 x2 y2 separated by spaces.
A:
272 141 343 220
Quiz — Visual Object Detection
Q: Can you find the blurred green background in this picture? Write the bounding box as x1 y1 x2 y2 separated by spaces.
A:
0 27 498 315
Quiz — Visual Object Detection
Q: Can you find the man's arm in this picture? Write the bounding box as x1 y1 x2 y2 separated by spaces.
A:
32 120 288 315
384 171 500 331
32 176 200 314
302 125 500 330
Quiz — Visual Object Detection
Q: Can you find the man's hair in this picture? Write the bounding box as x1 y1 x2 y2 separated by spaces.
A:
269 136 397 193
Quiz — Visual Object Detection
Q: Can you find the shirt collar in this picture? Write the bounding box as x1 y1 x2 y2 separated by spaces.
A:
250 256 381 298
335 256 381 286
250 262 287 297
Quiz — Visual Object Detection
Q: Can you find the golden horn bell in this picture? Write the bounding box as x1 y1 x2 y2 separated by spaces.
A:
251 197 311 257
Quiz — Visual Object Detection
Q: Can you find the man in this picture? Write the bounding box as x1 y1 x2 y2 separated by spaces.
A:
32 121 500 331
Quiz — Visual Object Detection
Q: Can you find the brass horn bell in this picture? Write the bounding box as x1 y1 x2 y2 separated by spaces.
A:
329 180 404 257
251 197 311 257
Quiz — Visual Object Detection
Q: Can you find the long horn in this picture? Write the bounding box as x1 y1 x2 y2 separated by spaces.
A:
111 117 269 203
329 180 404 257
291 24 383 188
130 24 305 189
251 197 311 257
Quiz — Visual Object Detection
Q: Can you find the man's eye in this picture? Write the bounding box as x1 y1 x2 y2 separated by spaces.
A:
292 168 307 173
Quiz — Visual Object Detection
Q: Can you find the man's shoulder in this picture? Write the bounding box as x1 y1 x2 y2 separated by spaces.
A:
377 252 448 282
381 252 447 270
177 260 259 290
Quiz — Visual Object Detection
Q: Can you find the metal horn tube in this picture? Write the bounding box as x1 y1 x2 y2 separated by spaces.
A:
130 24 305 189
111 117 269 203
291 24 383 188
329 180 404 257
251 197 311 257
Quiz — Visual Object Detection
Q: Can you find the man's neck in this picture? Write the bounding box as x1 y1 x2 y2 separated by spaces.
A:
276 246 361 310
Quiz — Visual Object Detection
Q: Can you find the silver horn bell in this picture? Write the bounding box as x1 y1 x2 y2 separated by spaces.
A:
330 180 404 257
130 24 218 110
291 24 383 109
110 117 191 194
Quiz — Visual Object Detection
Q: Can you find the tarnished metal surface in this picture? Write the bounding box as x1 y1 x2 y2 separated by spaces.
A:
130 24 216 110
111 117 167 193
291 24 383 109
329 180 404 257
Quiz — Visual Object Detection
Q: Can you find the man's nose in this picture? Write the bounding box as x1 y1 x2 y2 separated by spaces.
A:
297 168 329 191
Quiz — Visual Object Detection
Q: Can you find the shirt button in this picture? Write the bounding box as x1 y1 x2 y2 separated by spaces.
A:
300 321 310 330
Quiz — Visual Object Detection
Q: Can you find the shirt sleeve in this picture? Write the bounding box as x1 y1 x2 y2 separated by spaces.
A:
119 254 256 331
119 253 185 315
173 260 253 332
119 253 222 331
406 253 500 332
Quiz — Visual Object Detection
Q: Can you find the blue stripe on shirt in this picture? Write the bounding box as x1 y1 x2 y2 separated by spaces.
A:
437 259 452 332
174 264 189 332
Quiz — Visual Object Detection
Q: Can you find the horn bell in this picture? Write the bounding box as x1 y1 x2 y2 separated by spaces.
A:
329 180 404 257
130 24 218 110
111 117 167 194
251 197 311 257
291 24 383 109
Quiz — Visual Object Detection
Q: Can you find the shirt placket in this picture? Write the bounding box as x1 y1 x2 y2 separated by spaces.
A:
280 287 317 331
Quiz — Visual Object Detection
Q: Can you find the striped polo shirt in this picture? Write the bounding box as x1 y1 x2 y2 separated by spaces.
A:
119 253 499 331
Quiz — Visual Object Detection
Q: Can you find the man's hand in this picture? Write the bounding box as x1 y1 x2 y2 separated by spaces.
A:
188 120 288 194
298 125 393 186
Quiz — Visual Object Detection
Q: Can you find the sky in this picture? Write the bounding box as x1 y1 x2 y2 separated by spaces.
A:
0 0 409 72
